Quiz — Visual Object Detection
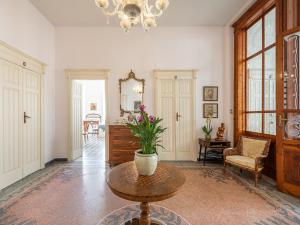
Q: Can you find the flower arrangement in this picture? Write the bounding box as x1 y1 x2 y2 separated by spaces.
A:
202 115 213 140
126 105 166 155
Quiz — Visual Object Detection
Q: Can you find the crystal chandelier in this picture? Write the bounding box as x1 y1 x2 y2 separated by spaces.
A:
95 0 169 32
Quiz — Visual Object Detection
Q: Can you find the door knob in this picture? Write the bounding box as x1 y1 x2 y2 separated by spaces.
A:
24 112 31 124
176 112 181 122
278 114 288 127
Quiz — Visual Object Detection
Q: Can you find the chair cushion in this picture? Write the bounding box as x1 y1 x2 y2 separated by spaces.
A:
225 155 262 171
241 137 267 158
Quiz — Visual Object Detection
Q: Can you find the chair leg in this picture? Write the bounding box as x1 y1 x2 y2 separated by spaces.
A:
255 173 259 187
223 162 226 174
240 168 243 174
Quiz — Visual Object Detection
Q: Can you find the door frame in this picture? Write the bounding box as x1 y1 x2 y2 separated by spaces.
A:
153 70 198 160
65 69 110 161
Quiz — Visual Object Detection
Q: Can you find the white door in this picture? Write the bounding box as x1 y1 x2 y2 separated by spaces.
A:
155 71 196 161
0 59 23 189
156 75 176 160
22 69 41 177
175 76 195 160
71 81 83 160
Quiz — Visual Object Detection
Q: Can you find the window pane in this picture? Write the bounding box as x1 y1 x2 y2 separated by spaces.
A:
264 113 276 135
265 8 276 47
264 47 276 110
247 113 262 133
247 19 262 56
247 55 262 111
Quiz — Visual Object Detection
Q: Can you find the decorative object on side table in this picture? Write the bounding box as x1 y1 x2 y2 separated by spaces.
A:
127 105 166 176
203 86 218 101
215 123 225 141
202 115 213 140
203 103 218 118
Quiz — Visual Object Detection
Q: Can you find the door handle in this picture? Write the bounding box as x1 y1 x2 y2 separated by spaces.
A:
278 115 288 127
24 112 31 124
176 112 181 122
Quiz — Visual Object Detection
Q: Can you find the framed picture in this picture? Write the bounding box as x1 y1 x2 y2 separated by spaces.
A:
90 103 97 111
203 86 218 101
134 101 142 110
203 103 218 118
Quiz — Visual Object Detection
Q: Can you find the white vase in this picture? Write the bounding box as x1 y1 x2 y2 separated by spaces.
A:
134 150 158 176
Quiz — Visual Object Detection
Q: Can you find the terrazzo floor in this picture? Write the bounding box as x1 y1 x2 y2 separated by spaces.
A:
0 136 299 225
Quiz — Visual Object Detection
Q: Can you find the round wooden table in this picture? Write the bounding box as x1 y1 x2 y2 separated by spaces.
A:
107 161 186 225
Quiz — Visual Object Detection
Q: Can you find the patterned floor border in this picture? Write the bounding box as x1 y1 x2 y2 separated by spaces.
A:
97 204 191 225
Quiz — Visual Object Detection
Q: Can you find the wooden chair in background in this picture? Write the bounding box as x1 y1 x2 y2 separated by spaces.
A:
223 136 271 187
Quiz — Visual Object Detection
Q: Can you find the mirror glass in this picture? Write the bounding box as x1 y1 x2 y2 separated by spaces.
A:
119 71 144 116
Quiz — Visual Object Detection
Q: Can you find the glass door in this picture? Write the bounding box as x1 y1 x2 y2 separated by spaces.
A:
277 31 300 197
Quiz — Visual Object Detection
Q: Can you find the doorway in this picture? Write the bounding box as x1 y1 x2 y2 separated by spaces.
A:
78 80 106 163
65 69 109 163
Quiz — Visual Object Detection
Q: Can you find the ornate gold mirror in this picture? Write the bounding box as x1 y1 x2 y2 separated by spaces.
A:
119 70 145 116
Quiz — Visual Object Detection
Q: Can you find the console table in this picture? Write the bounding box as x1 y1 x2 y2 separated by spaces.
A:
198 138 231 165
107 162 186 225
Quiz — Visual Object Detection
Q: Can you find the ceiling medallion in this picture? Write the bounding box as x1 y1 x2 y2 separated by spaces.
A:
95 0 169 32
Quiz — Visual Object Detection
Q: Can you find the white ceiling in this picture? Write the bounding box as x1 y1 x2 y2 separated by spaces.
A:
29 0 253 27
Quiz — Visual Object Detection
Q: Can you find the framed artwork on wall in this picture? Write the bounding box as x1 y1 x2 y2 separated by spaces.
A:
90 103 97 111
203 86 218 101
203 103 218 118
134 101 142 110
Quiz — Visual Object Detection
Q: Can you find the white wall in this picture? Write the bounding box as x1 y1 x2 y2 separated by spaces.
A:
0 0 56 163
55 27 226 158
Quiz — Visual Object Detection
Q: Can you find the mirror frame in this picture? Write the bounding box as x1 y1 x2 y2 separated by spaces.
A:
119 70 145 116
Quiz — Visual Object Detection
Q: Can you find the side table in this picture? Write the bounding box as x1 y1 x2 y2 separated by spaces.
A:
198 138 231 165
107 161 186 225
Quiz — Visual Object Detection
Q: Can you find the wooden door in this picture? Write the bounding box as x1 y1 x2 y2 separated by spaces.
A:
175 75 195 160
71 81 83 160
277 31 300 197
155 73 176 160
0 59 23 189
22 69 41 177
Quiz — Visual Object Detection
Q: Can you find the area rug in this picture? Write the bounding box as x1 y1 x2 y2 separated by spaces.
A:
97 204 190 225
0 163 299 225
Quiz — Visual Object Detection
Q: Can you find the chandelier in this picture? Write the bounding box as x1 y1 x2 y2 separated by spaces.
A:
95 0 169 32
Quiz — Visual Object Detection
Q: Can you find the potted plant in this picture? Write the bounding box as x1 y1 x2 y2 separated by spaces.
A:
127 105 166 176
202 115 213 140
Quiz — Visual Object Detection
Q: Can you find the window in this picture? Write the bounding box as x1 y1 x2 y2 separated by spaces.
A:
245 8 276 135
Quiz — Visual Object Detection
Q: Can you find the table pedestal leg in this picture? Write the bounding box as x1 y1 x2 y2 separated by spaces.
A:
124 202 161 225
140 202 151 225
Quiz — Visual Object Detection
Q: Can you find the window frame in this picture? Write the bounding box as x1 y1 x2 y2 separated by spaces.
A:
233 0 276 143
245 7 277 135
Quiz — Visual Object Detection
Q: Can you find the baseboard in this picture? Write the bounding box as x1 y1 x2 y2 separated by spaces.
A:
45 158 68 167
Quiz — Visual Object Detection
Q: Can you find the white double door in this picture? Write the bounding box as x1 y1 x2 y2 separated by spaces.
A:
155 71 196 161
0 59 41 190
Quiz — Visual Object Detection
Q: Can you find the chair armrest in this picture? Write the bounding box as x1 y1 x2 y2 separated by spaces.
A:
254 155 268 171
223 147 239 158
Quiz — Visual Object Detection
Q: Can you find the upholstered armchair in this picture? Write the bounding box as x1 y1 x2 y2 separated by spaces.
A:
223 136 271 187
